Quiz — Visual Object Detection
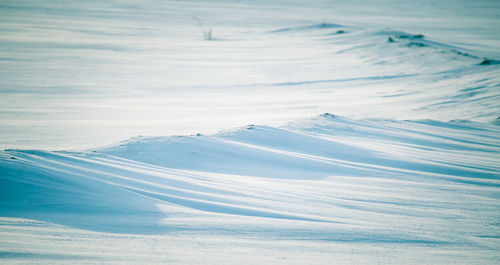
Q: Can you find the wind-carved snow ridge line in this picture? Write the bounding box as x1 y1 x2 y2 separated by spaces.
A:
2 115 499 236
269 22 499 65
216 136 500 184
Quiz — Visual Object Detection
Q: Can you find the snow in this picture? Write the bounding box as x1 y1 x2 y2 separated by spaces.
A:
1 0 499 150
1 0 500 264
1 115 499 263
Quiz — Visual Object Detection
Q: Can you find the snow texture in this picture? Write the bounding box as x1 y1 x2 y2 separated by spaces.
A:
1 115 499 264
1 0 499 150
1 0 500 264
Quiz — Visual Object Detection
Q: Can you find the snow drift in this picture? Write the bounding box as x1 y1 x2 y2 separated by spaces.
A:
1 0 500 263
2 115 499 247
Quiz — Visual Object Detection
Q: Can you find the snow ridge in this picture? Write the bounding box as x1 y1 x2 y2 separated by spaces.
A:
1 116 498 243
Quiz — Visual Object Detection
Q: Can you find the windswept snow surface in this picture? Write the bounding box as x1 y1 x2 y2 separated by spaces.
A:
1 115 500 264
1 0 500 149
1 0 500 264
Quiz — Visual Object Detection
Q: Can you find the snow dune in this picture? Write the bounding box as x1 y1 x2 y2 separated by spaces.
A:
1 0 500 263
1 114 499 263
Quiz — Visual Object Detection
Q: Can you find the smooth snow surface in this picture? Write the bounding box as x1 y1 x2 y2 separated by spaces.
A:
1 0 500 264
1 115 500 264
1 0 500 149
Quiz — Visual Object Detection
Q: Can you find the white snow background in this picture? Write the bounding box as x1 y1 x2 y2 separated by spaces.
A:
0 0 499 264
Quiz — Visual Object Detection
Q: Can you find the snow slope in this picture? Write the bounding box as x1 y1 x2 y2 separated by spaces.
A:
1 0 499 149
1 0 500 263
1 114 499 263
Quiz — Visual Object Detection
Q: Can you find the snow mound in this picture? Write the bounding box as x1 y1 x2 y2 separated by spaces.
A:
1 116 498 244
